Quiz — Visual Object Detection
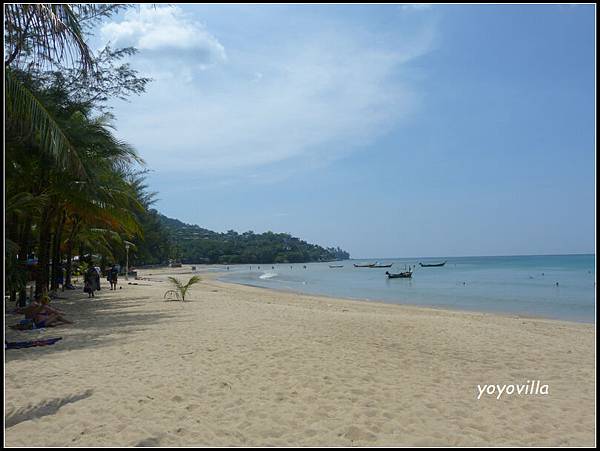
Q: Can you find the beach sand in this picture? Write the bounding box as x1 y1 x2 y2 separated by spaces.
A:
4 266 596 446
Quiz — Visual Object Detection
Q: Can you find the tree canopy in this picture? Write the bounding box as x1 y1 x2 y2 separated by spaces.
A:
158 215 350 265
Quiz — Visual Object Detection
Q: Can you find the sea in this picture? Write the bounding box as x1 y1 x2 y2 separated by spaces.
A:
217 254 596 323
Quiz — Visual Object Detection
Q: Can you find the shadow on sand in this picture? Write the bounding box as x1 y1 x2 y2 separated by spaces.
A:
5 287 187 361
5 389 94 428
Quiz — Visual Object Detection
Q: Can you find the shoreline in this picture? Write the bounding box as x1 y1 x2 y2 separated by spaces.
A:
215 271 596 326
5 266 596 446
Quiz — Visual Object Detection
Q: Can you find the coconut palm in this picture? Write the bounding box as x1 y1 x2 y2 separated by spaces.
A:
164 276 202 302
4 4 167 301
4 3 97 172
5 4 135 173
4 4 96 69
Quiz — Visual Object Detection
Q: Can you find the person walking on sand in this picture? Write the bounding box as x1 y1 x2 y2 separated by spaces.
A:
109 265 119 290
84 266 96 298
93 266 101 291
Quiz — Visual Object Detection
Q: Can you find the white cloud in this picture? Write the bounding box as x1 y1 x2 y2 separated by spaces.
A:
100 5 226 77
104 9 437 178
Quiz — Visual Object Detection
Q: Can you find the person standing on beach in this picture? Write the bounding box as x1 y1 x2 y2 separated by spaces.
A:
94 266 101 291
109 265 119 290
84 267 96 298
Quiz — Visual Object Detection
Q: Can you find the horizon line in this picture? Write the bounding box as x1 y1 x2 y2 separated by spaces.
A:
351 252 596 260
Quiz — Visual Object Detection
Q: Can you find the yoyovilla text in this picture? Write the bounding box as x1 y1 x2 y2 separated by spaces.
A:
477 381 549 400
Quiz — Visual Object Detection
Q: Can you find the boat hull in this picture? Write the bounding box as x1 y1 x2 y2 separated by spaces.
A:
419 261 447 267
386 271 412 279
387 272 412 279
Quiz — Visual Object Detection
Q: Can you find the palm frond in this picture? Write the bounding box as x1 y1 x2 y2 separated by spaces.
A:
184 275 201 288
5 3 95 70
5 191 48 217
6 69 85 176
164 276 200 302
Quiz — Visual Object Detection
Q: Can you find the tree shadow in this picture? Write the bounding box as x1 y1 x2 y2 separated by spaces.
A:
5 389 94 428
5 288 191 360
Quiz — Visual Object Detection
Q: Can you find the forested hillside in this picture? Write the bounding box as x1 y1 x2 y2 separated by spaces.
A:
157 214 350 265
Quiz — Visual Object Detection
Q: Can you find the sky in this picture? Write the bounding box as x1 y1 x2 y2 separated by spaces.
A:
93 4 596 258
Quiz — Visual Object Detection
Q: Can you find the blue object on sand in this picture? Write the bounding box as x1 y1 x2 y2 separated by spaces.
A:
5 337 63 349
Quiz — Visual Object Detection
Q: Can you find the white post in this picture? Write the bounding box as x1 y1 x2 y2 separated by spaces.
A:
125 243 130 280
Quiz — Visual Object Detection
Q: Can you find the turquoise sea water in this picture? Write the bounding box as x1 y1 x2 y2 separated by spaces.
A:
219 254 596 323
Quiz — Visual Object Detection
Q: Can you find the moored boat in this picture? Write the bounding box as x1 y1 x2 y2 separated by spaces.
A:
329 265 344 268
354 262 377 268
386 270 412 279
371 263 393 268
419 261 447 267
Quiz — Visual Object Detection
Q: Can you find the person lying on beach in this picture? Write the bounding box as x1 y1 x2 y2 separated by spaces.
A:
17 298 73 328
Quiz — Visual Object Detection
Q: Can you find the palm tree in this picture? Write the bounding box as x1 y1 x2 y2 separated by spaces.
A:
164 276 202 302
4 3 97 172
4 4 165 301
4 4 133 172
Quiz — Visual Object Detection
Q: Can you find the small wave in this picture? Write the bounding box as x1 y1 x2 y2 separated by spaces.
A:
259 272 278 280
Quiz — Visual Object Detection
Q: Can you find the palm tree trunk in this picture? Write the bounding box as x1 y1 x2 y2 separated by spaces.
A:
35 206 53 297
50 210 66 290
64 219 79 288
18 216 32 307
65 219 79 287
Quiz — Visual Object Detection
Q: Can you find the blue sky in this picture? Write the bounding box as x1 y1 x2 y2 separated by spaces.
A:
95 4 595 258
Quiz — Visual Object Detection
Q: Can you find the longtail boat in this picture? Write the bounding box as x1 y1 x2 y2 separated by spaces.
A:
329 265 344 268
371 263 393 268
386 271 412 279
354 262 377 268
419 261 447 267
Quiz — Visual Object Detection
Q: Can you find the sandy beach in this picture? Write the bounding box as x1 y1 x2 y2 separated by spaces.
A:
4 266 596 447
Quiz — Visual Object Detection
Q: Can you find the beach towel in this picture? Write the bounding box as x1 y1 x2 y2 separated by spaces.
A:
5 337 63 349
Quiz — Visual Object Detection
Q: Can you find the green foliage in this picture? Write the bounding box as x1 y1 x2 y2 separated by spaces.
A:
3 3 349 301
4 3 95 70
158 215 350 264
5 68 85 175
3 5 157 298
164 276 201 302
130 208 172 266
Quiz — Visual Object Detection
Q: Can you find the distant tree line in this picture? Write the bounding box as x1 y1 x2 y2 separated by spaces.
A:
157 215 350 264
